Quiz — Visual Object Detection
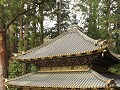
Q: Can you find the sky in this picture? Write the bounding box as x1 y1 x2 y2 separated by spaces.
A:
43 0 85 29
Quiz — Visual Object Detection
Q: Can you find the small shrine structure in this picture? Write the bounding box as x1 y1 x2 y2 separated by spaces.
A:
6 25 120 90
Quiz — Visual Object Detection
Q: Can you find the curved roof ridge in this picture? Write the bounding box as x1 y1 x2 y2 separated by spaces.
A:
108 49 120 60
76 30 97 46
77 28 97 44
90 69 109 82
68 25 98 44
90 69 115 86
67 25 105 47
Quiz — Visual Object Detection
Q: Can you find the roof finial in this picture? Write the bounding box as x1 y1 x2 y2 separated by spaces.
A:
67 25 78 32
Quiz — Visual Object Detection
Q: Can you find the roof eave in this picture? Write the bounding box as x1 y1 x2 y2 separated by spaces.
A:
16 46 107 63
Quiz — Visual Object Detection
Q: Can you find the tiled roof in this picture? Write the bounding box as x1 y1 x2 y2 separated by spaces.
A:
7 69 115 88
108 50 120 60
15 25 107 60
100 72 120 87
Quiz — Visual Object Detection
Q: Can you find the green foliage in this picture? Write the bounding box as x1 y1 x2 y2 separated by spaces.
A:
109 64 120 76
0 0 6 4
76 0 101 39
77 0 120 55
112 30 120 54
0 1 119 90
18 39 24 51
31 64 37 72
9 61 22 78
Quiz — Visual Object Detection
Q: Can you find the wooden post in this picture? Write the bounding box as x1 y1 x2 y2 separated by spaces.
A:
0 22 7 90
22 63 27 74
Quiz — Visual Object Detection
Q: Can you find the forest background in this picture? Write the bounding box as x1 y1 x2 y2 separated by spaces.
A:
0 0 120 89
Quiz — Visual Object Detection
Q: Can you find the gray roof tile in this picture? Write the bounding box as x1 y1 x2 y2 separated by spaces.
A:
7 69 115 88
16 25 106 60
100 72 120 87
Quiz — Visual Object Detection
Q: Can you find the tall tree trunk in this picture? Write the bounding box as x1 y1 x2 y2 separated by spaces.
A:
19 1 27 75
107 0 113 50
0 22 7 90
19 0 24 51
20 16 23 40
19 15 24 51
33 21 37 47
23 17 29 73
20 16 27 74
115 1 120 53
9 24 15 54
39 4 44 44
107 0 111 38
88 2 92 38
24 18 29 51
19 13 26 75
57 0 62 35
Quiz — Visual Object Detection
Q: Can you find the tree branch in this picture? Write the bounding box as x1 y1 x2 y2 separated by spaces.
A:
6 1 45 29
6 8 33 29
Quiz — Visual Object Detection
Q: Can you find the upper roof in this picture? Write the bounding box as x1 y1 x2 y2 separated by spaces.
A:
6 69 115 88
15 25 107 61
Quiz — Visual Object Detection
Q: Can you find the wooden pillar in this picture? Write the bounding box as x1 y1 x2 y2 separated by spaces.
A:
22 63 27 74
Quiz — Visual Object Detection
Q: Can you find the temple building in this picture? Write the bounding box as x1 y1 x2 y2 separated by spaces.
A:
6 25 120 90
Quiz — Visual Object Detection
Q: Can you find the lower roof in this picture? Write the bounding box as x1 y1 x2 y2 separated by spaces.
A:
100 72 120 88
7 69 115 89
